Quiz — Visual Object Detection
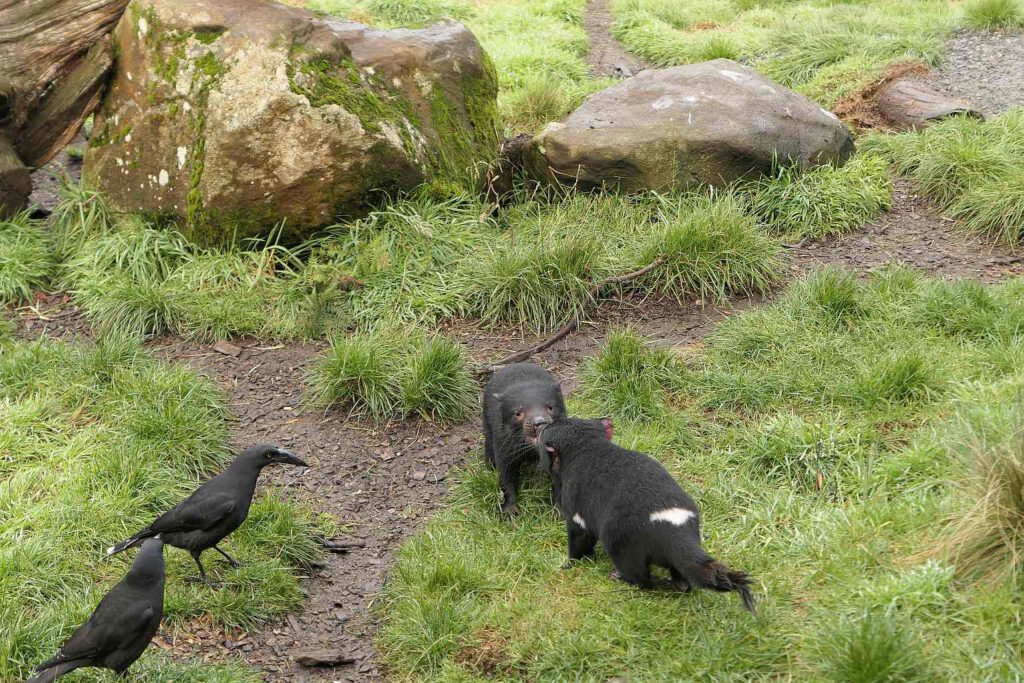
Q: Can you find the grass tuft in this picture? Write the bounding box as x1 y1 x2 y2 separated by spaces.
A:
0 212 57 305
750 154 893 240
865 111 1024 245
469 236 602 333
308 328 475 421
935 399 1024 580
401 337 477 422
579 328 682 421
821 612 930 683
963 0 1024 28
636 193 783 302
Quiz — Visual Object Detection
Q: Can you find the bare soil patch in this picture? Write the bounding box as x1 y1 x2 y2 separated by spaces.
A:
583 0 648 77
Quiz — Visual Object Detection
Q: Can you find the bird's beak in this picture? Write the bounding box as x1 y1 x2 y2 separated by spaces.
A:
276 448 308 467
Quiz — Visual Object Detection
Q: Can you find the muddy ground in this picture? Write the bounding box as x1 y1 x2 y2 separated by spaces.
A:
11 16 1024 683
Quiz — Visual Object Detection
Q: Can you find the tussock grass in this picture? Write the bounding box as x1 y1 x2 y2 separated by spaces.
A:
864 110 1024 245
821 612 930 683
635 193 783 302
610 0 954 107
53 184 353 340
308 328 475 421
933 399 1024 581
579 328 682 421
0 212 57 305
468 236 603 333
963 0 1024 28
381 268 1024 680
52 183 787 340
750 154 893 240
320 192 493 327
0 334 324 681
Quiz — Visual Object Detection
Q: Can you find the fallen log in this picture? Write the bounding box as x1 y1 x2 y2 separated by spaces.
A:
0 0 129 214
876 79 985 131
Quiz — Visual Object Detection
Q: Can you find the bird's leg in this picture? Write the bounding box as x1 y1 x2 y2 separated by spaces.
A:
185 550 221 588
213 545 241 569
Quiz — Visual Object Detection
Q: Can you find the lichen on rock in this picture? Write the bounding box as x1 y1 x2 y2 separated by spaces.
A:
83 0 501 245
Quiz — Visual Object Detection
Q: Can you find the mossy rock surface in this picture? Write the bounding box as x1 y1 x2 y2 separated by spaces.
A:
528 60 854 193
83 0 500 245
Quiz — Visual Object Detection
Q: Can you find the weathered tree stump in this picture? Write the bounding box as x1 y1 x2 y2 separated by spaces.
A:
0 0 128 214
876 79 985 131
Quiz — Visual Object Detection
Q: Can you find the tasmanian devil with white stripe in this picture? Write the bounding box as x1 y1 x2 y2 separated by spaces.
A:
537 416 756 613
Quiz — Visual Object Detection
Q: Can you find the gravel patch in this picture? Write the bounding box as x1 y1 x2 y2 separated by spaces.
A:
927 29 1024 116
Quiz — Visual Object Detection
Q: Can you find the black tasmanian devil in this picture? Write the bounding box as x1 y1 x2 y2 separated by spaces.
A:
28 538 165 682
483 363 566 517
537 417 756 613
107 444 308 586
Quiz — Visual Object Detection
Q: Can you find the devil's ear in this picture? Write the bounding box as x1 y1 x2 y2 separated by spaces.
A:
601 417 614 440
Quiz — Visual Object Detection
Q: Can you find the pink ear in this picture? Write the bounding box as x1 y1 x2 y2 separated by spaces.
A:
546 445 556 453
601 417 613 440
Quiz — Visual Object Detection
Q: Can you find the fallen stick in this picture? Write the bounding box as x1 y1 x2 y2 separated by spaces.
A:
474 255 668 376
321 539 367 553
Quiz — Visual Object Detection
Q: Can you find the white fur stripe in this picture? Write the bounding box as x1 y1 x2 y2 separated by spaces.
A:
572 513 587 530
649 507 696 526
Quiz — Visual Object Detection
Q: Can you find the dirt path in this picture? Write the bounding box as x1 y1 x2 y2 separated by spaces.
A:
583 0 648 78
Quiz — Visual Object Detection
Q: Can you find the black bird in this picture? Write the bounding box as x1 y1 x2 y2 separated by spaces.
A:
107 444 308 585
29 537 165 682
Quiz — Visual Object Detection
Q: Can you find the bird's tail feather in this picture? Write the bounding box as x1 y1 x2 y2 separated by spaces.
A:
106 531 151 556
26 660 82 683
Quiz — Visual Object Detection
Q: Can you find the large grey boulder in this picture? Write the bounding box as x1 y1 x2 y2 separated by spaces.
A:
83 0 500 245
529 59 854 192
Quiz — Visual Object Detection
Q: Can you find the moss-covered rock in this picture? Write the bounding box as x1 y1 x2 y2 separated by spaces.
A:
83 0 500 245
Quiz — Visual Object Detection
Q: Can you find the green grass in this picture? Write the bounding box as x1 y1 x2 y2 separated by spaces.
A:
379 268 1024 681
963 0 1024 28
634 192 784 302
51 184 353 340
0 333 326 682
0 212 57 306
864 110 1024 245
610 0 955 108
749 153 893 240
49 182 792 340
308 328 476 421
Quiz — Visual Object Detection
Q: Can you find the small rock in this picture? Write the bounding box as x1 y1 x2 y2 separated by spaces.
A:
213 340 242 357
412 470 427 481
293 649 357 667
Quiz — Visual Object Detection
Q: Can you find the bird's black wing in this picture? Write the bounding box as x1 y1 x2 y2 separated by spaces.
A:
36 588 156 670
147 491 238 534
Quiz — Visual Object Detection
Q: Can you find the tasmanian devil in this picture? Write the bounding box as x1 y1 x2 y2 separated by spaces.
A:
483 363 566 517
537 417 756 613
29 537 165 682
107 444 308 586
